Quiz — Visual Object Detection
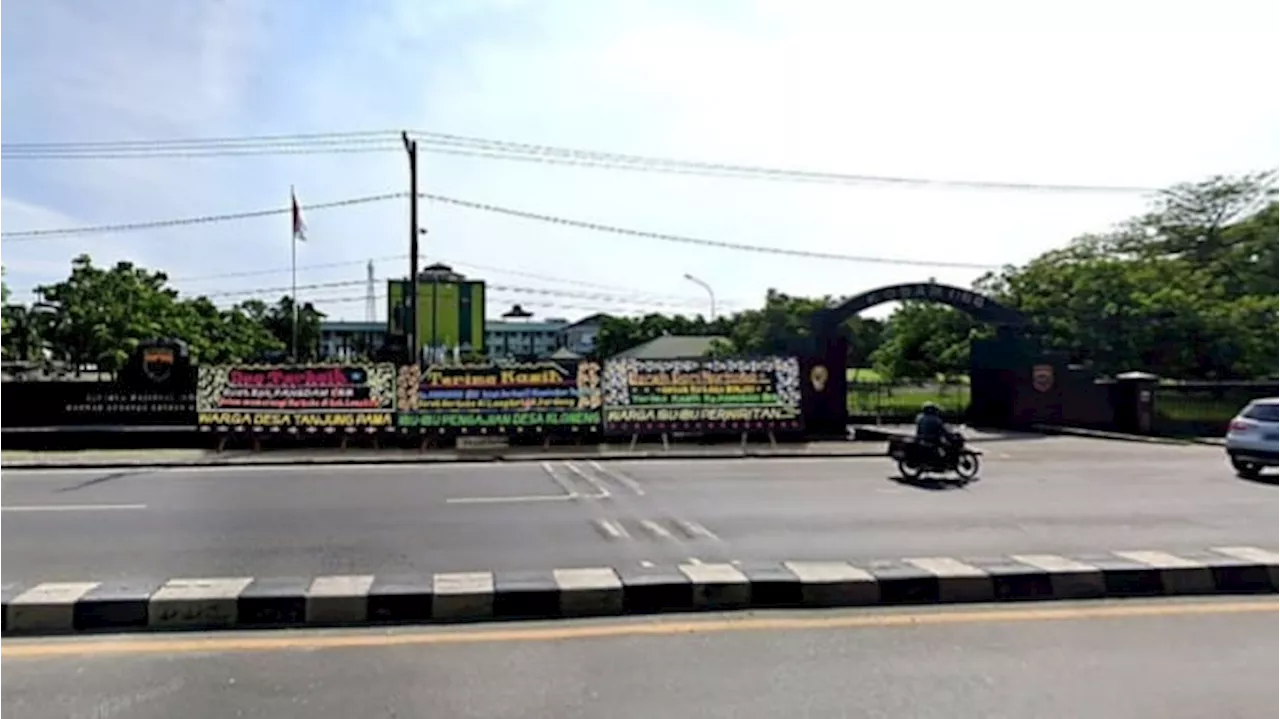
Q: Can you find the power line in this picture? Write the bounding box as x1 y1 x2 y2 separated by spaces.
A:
172 254 715 303
420 193 1004 270
3 189 1004 270
0 192 407 240
199 277 721 310
1 145 400 160
409 132 1162 194
1 129 396 151
220 290 662 318
1 129 1165 194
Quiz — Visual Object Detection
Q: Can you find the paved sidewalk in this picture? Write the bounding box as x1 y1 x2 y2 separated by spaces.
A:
0 442 885 470
1031 424 1227 446
4 546 1274 636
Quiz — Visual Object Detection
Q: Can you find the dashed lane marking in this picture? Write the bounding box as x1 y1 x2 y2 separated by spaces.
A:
564 462 611 499
445 494 577 505
588 461 646 496
638 519 676 541
593 519 630 540
673 519 721 542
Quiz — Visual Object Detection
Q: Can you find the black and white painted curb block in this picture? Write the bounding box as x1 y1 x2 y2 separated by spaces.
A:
3 546 1275 636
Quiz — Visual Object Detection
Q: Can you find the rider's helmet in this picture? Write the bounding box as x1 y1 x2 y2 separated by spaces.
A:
921 401 940 415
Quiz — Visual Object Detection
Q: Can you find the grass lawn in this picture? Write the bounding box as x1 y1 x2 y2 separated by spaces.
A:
846 368 970 385
848 384 970 415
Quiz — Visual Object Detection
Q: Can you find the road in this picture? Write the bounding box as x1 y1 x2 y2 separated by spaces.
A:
3 598 1275 718
2 435 1275 582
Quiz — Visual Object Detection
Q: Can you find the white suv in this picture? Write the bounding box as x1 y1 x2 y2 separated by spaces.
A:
1225 397 1279 479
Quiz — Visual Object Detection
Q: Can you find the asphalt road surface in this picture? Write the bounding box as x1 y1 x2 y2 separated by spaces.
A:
2 435 1275 582
3 598 1275 718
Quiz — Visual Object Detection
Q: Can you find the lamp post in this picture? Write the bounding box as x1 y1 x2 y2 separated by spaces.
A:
682 273 716 321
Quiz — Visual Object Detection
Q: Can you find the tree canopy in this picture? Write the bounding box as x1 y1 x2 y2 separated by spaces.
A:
976 173 1277 379
0 266 10 336
2 172 1273 381
595 172 1278 381
0 254 314 370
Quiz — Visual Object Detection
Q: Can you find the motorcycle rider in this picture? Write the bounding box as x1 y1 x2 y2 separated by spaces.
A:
914 402 957 460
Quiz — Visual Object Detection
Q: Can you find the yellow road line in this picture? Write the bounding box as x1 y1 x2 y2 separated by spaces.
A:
3 600 1275 660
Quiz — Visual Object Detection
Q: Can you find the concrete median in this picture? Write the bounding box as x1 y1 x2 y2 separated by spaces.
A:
4 546 1275 636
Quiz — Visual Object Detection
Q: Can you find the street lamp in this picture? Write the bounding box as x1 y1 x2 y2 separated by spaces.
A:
683 273 716 321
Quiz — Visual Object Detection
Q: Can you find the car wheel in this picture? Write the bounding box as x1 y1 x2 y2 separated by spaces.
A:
1231 457 1262 479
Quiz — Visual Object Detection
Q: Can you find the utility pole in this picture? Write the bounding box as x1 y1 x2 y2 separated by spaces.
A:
401 132 420 367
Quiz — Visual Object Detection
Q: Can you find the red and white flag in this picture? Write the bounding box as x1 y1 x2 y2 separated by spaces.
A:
291 188 307 242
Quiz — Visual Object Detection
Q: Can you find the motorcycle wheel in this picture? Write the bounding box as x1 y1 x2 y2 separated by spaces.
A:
955 451 980 480
898 457 923 480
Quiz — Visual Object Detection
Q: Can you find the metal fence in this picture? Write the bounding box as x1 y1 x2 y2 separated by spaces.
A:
1154 381 1277 436
847 382 970 420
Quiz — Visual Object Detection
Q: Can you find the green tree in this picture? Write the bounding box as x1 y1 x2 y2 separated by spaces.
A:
869 303 976 382
593 313 735 359
711 290 883 363
593 291 888 362
976 172 1279 379
1 305 49 362
1 266 12 351
1114 173 1274 253
177 297 284 365
1 265 10 311
28 255 289 370
33 255 188 372
242 296 326 361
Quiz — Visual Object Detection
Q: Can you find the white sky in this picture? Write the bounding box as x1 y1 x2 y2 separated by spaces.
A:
2 0 1276 322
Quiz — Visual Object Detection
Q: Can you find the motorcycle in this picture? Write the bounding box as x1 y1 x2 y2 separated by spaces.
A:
888 433 982 481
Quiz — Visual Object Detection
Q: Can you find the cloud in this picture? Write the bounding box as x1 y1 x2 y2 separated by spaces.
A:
2 0 1277 323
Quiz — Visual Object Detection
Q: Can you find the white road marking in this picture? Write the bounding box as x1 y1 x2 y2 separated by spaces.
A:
540 462 582 498
2 503 147 512
593 519 630 540
639 519 675 541
588 461 646 496
446 494 578 505
447 463 583 503
1 463 527 479
639 560 656 568
686 557 705 566
564 462 611 499
674 519 721 541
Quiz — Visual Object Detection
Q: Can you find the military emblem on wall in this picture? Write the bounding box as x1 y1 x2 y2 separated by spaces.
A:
809 365 829 392
141 346 176 383
1032 364 1055 393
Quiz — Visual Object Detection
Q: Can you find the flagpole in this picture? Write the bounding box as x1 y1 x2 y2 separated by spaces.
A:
291 185 298 361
